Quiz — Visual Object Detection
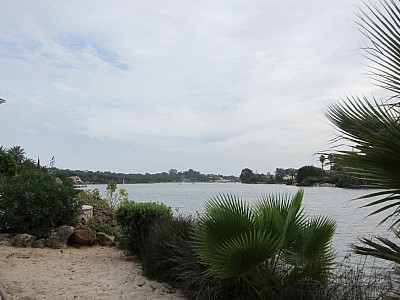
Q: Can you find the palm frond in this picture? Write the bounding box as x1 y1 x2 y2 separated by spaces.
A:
203 229 280 278
196 194 254 249
254 190 306 242
326 97 400 227
283 216 336 267
356 0 400 95
353 232 400 264
193 190 336 287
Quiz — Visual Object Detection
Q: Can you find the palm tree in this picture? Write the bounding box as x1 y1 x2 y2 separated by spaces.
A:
193 190 336 299
326 0 400 267
7 146 25 173
319 154 326 170
8 145 25 165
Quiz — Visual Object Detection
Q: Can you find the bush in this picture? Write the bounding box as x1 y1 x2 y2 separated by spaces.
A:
142 216 394 299
142 215 255 299
0 169 82 233
192 191 336 299
116 201 172 257
78 189 108 207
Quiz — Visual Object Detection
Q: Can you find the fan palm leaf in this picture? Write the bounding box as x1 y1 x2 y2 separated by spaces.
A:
356 0 400 96
353 229 400 264
326 1 400 275
192 190 336 292
326 97 400 227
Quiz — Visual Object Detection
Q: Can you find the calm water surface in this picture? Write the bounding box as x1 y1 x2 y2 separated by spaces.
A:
85 183 392 259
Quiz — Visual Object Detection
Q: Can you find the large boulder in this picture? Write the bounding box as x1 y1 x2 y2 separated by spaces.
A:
69 228 96 246
96 232 116 247
11 233 35 247
46 225 74 249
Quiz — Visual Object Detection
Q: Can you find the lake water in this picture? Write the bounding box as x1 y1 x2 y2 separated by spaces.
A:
84 182 393 260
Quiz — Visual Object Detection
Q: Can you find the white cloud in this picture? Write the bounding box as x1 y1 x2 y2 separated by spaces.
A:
0 0 379 175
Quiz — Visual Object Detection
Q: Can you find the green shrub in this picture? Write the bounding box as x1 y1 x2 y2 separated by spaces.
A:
78 189 108 207
105 180 129 209
142 215 255 299
0 169 82 233
78 182 129 209
85 218 120 237
192 191 336 299
142 215 196 279
116 201 172 256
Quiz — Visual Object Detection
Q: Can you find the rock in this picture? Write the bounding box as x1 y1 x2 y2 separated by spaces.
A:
32 238 47 248
78 205 94 224
11 234 35 247
46 225 74 249
92 206 118 227
69 228 96 246
0 233 11 246
0 233 11 240
96 232 116 247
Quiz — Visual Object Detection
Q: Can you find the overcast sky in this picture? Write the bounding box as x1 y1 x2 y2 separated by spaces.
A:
0 0 380 176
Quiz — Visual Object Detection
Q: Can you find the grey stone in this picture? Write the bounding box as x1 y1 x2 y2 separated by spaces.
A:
46 226 74 249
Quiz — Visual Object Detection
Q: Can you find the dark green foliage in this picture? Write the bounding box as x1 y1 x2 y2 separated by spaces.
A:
0 169 82 233
140 216 393 300
142 215 195 280
192 191 336 299
142 215 257 299
87 217 121 237
239 168 256 183
0 152 17 177
116 202 172 257
297 166 326 185
325 1 400 295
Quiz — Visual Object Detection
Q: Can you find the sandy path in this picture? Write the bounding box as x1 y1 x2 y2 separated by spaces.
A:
0 239 185 300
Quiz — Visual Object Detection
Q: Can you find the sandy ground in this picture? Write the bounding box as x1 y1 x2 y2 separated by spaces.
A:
0 238 186 300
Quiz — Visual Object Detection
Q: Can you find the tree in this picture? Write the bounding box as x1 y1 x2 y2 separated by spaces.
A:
8 145 25 165
326 0 400 268
296 165 325 185
193 190 336 298
168 168 178 176
275 168 286 180
8 145 25 173
319 155 326 170
239 168 255 183
0 152 17 177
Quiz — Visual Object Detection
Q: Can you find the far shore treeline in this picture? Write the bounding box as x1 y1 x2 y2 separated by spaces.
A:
55 168 239 184
1 145 364 187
